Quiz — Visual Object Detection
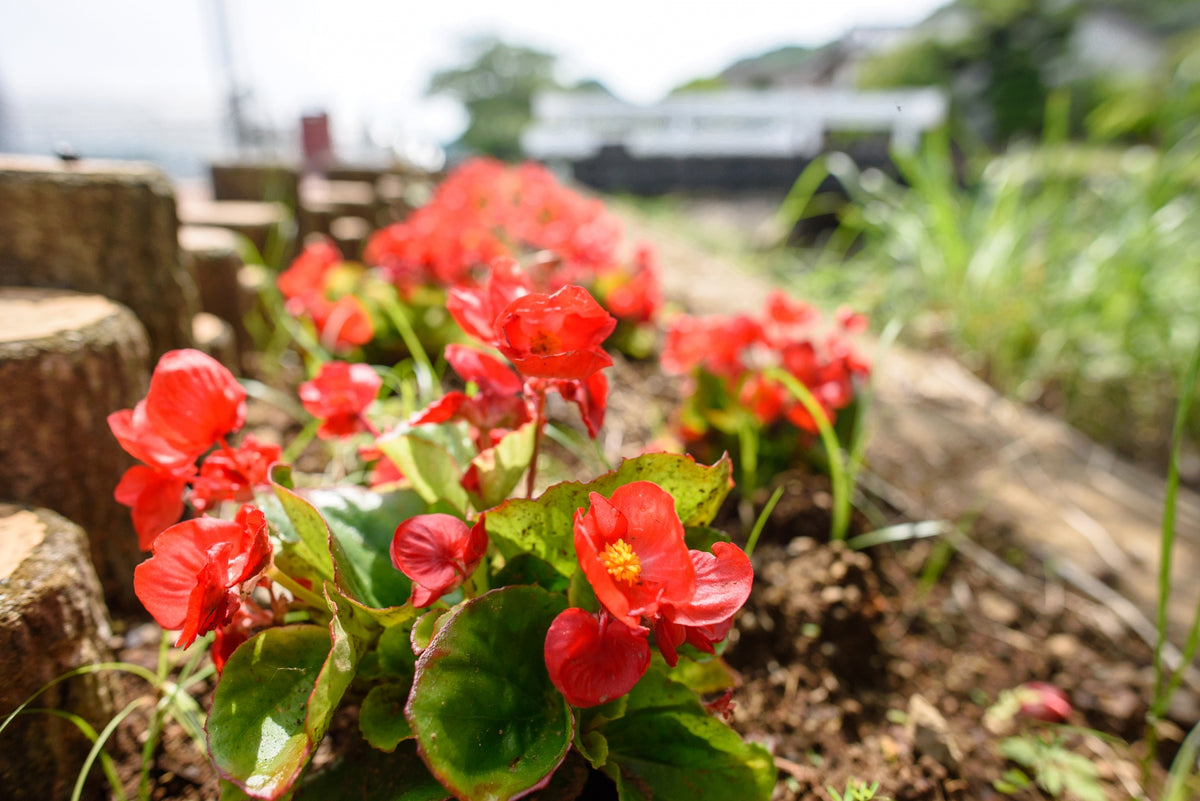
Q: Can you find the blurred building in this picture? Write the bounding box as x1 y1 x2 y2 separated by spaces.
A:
522 87 947 193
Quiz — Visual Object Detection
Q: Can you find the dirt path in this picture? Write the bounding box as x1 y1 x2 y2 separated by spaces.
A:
616 199 1200 658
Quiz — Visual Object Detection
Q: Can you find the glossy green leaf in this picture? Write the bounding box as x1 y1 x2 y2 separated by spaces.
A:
599 671 775 801
463 420 536 511
294 739 448 801
209 621 355 800
378 428 471 514
312 485 424 612
360 683 414 752
486 453 734 577
407 586 572 801
270 464 335 584
410 609 448 654
666 657 737 696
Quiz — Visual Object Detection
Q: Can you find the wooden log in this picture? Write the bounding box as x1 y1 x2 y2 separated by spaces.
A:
179 225 252 367
330 215 371 261
192 312 239 373
210 161 300 209
0 155 198 360
0 504 118 801
176 197 293 264
0 287 150 611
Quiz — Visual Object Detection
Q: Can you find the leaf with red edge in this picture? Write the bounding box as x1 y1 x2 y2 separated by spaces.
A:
407 586 572 801
485 452 734 578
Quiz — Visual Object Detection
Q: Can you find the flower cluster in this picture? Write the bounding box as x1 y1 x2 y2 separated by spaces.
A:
364 158 661 331
109 349 279 547
662 291 871 489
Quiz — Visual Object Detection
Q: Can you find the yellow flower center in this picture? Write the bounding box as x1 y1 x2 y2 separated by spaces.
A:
600 538 641 585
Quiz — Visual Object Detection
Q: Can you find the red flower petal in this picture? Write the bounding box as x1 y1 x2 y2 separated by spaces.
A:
665 542 754 628
144 349 247 456
545 608 650 707
108 403 198 472
445 344 523 397
114 465 188 549
390 514 487 607
551 371 608 439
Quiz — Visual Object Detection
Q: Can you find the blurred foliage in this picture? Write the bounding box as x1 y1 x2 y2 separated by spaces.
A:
857 0 1200 147
427 36 561 161
776 130 1200 465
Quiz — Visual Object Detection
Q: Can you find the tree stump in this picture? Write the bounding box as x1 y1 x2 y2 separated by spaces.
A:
176 197 293 263
0 287 150 611
0 504 118 801
192 312 239 373
330 215 372 261
179 225 252 368
210 161 299 210
0 155 198 360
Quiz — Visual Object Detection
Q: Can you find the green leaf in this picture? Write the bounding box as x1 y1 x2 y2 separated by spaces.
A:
294 739 448 801
313 485 424 614
684 525 731 552
666 657 737 696
360 683 414 752
270 465 336 584
598 671 775 801
464 420 536 511
410 609 448 654
209 620 357 800
378 427 473 514
407 586 572 801
486 453 735 577
376 623 418 678
492 553 571 593
575 729 609 770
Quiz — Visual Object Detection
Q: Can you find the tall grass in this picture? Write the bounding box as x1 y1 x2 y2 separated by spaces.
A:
779 132 1200 465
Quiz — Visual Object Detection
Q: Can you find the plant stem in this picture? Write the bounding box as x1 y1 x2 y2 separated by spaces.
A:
379 289 436 400
765 367 851 541
526 385 547 498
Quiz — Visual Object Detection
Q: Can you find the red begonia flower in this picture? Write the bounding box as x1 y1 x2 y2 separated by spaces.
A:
544 608 650 708
494 286 616 380
738 373 786 426
548 371 608 439
114 465 190 549
306 294 375 352
390 514 488 608
133 505 273 648
299 361 382 439
573 482 696 629
446 257 532 347
190 434 282 512
108 402 198 472
277 237 342 301
143 349 247 457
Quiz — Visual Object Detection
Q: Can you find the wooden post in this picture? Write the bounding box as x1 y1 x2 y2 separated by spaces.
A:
0 288 150 611
0 504 118 801
0 155 198 360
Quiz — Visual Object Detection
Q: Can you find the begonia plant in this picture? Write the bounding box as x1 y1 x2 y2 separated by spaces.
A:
111 268 773 800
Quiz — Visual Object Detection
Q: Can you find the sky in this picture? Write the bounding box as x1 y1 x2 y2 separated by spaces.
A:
0 0 950 156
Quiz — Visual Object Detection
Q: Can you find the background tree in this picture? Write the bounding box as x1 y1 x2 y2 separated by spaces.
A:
427 36 561 162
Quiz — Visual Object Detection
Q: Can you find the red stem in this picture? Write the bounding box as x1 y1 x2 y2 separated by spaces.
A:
525 385 547 498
